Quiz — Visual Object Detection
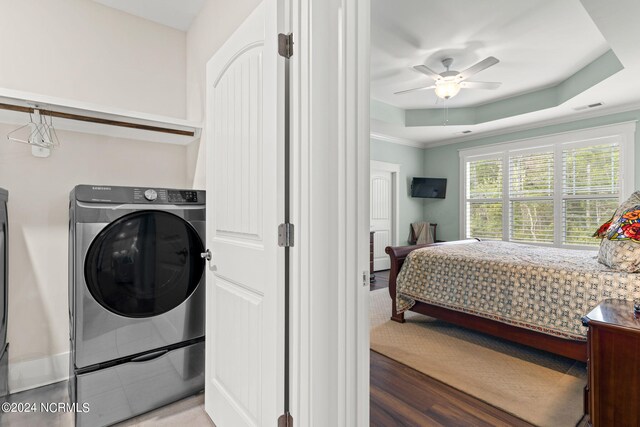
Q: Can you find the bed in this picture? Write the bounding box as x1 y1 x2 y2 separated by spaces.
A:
385 239 640 362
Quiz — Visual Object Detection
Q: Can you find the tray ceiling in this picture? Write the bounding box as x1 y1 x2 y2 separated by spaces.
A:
371 0 609 110
371 0 640 146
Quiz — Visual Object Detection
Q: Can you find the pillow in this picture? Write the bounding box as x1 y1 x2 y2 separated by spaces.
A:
605 205 640 241
593 214 614 238
598 191 640 272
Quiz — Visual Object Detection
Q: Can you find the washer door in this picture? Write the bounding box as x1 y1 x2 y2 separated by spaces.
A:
84 210 205 318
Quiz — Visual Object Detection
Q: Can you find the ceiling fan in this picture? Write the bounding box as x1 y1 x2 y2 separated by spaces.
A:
395 57 501 99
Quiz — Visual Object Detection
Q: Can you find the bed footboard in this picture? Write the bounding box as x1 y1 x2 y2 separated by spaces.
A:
385 240 475 323
385 244 423 323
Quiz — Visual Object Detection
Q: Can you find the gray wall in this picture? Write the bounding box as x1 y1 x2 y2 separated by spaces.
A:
370 138 427 244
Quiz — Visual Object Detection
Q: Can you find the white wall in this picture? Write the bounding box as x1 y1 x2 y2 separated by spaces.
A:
0 0 192 390
0 0 259 391
0 0 187 118
185 0 262 188
0 124 188 392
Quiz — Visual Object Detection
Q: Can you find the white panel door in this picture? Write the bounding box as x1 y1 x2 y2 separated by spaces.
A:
204 2 283 426
370 169 393 271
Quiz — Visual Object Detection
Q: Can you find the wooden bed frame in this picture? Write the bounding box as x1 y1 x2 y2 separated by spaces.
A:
385 240 588 362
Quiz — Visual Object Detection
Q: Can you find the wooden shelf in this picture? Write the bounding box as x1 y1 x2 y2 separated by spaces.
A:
0 88 201 145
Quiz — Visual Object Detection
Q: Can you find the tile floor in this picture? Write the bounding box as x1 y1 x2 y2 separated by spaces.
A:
0 381 214 427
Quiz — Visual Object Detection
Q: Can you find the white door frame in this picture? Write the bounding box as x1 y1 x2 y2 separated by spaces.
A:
199 0 371 424
370 160 400 254
288 0 370 425
199 0 369 424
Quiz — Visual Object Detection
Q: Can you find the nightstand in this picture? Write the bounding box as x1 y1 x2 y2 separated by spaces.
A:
582 299 640 427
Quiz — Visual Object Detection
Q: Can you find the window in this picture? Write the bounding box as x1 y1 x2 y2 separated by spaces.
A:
562 143 620 245
461 123 635 248
509 150 554 243
465 158 503 240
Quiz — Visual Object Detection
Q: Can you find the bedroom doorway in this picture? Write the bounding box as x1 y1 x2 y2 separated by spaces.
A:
370 160 400 271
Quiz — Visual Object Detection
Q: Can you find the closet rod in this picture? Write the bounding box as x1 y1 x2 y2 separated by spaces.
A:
0 102 33 114
0 102 194 137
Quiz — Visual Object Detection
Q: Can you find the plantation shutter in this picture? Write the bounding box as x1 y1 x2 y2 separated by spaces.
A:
508 151 554 243
461 124 631 249
466 158 503 240
562 143 620 246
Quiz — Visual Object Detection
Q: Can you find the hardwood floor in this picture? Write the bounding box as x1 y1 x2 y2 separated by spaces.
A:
370 350 534 427
370 269 389 291
370 279 533 426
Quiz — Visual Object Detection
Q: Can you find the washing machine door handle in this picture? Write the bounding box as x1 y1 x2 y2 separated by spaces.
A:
201 249 212 261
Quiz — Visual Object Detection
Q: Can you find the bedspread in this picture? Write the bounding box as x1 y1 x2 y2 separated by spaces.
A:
396 240 640 340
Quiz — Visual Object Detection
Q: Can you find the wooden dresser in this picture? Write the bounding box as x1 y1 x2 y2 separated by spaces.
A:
582 299 640 426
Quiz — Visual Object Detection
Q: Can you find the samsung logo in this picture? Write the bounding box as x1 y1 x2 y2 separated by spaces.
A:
91 186 112 191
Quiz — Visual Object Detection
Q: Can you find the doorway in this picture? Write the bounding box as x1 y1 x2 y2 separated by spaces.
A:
369 160 399 272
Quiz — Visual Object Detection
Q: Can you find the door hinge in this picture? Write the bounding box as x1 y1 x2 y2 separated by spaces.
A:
278 412 293 427
278 33 294 58
278 223 295 247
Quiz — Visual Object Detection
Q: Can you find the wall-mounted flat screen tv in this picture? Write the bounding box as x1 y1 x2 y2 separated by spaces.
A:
411 177 447 199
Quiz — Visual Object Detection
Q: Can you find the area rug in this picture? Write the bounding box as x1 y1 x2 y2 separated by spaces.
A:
370 289 586 427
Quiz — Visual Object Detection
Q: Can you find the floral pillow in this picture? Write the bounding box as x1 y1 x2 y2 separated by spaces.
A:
597 191 640 272
606 206 640 241
592 215 614 239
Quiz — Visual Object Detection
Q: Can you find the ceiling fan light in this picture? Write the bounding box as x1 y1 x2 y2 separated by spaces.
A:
435 81 461 99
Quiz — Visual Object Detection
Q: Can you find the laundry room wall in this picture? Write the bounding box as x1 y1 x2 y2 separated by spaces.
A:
0 0 187 118
185 0 262 188
0 0 193 393
0 124 188 392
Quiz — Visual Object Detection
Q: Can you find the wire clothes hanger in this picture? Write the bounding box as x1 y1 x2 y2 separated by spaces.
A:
7 108 60 149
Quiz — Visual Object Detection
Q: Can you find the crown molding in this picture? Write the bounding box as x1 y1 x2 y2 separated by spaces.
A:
370 132 425 148
422 101 640 149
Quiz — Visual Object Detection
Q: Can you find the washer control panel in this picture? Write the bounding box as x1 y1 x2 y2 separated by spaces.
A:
133 188 199 203
167 190 198 203
74 185 205 205
133 188 168 203
144 189 158 201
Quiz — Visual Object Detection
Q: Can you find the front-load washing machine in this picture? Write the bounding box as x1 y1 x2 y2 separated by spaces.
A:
69 185 206 426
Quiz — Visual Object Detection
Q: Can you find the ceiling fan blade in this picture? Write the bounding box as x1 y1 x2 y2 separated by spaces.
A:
413 65 441 81
459 81 501 90
456 57 499 81
394 85 436 95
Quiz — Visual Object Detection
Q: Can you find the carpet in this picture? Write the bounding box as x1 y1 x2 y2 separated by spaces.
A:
370 289 586 427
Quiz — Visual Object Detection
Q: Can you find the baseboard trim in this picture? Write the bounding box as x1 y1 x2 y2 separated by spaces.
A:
9 351 69 394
